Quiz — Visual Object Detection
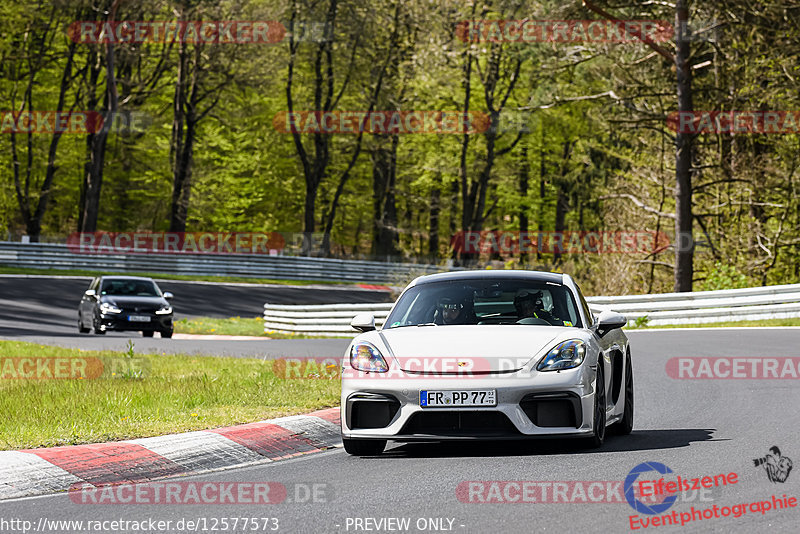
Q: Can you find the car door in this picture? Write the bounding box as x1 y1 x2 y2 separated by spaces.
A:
580 285 626 414
81 277 99 321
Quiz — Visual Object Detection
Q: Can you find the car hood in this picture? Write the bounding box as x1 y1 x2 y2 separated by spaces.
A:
100 295 167 309
378 325 568 373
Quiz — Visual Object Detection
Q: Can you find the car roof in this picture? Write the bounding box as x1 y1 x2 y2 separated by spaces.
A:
99 276 155 282
412 270 564 286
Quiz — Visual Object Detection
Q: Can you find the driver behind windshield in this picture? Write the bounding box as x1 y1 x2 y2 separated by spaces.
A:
513 290 556 324
434 295 475 325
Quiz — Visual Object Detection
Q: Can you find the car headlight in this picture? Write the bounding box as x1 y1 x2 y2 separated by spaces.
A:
537 339 586 371
99 302 122 314
350 342 389 372
155 305 173 315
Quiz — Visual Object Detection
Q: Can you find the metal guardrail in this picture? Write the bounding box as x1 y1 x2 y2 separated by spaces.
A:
263 284 800 337
0 242 444 284
264 303 395 336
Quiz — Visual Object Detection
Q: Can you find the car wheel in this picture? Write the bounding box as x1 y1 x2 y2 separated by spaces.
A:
160 329 173 339
93 317 106 335
611 354 634 435
342 438 386 456
78 314 90 334
142 331 154 338
585 364 606 448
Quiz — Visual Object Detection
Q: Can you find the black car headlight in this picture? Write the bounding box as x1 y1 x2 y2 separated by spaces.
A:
99 302 122 314
537 340 586 371
350 342 389 372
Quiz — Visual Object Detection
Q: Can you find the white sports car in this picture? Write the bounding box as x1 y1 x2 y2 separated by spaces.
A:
340 270 633 455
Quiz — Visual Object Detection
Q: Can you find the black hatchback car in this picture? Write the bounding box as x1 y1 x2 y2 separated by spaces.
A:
78 276 174 337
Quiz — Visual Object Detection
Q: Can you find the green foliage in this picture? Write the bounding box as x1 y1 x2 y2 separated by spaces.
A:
0 0 797 295
698 262 752 292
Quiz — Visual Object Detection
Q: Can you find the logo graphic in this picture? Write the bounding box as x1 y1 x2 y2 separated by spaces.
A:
753 446 793 483
624 462 677 515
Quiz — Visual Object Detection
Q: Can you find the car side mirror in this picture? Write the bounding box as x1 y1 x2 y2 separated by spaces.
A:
84 289 96 297
163 291 173 300
351 313 376 332
594 310 627 337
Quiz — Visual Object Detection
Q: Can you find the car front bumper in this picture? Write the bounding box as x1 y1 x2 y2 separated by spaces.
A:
341 365 598 441
97 312 173 332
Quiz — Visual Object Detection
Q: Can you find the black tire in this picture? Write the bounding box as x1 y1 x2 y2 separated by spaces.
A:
342 438 386 456
160 330 173 339
78 314 90 334
611 354 634 435
142 331 154 338
585 364 606 448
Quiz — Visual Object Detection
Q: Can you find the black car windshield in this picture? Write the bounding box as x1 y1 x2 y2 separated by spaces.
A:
100 279 160 297
384 279 582 328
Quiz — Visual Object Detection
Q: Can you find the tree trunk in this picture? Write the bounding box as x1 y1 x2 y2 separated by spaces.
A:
371 134 399 258
674 0 694 292
428 177 441 260
518 143 529 263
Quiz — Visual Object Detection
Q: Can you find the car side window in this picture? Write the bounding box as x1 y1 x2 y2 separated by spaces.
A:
576 286 594 326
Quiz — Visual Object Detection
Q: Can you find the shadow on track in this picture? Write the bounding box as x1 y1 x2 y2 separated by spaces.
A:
382 429 718 458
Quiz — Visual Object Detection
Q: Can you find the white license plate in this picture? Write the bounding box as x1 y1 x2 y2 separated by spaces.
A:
420 390 496 407
128 315 151 322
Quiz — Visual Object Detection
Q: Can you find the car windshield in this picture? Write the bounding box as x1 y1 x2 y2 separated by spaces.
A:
384 279 582 328
100 279 160 297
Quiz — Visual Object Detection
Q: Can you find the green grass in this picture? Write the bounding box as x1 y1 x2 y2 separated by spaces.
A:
628 317 800 329
0 265 348 286
175 316 269 336
0 340 339 450
175 316 338 339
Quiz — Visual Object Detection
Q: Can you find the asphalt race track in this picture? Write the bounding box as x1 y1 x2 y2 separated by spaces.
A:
1 328 799 533
0 275 386 357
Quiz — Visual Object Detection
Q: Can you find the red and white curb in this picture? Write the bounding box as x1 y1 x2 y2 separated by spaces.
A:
0 408 341 500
